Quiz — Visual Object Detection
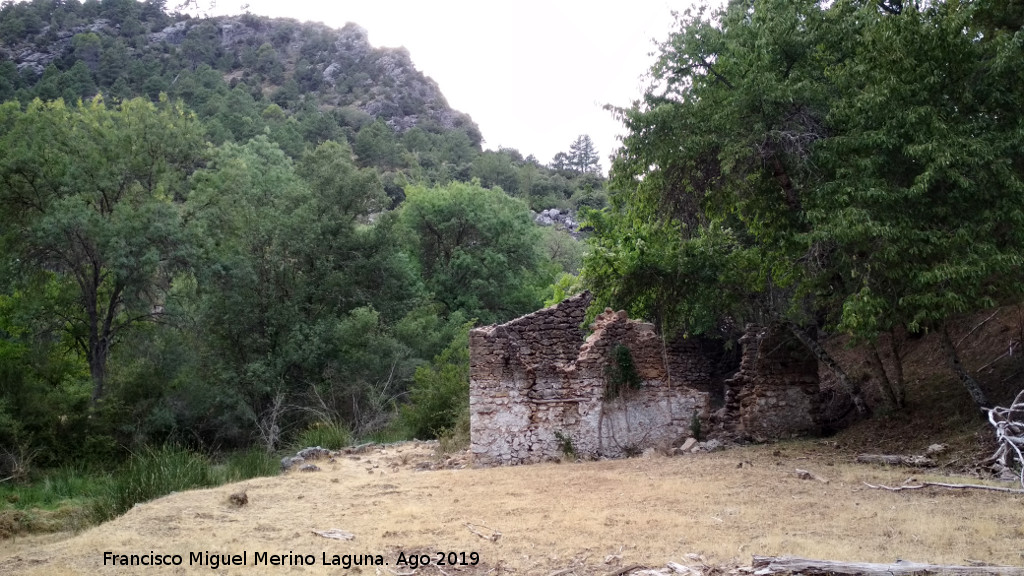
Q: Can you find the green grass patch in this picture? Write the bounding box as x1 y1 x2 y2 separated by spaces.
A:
293 420 352 450
0 446 279 538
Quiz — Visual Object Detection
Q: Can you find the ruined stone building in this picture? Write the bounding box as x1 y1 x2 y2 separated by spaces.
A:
469 292 822 466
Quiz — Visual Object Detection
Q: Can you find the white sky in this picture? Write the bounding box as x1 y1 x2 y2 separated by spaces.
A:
200 1 703 170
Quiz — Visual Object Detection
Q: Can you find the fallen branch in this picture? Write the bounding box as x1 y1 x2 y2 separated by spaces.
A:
604 564 645 576
751 555 1024 575
956 309 1000 348
855 454 936 467
976 340 1019 373
983 389 1024 489
464 522 502 542
863 481 1024 494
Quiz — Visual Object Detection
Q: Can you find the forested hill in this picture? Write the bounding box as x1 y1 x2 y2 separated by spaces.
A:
0 0 606 208
0 2 478 185
1 1 479 139
0 0 606 480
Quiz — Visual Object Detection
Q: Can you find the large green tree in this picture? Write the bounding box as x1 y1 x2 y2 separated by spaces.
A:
0 97 204 405
187 137 425 445
585 0 1024 411
398 181 554 325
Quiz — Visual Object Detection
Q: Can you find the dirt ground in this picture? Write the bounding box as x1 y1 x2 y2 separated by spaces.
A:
1 440 1022 576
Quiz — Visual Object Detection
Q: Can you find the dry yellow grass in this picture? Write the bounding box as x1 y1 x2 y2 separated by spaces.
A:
1 441 1022 575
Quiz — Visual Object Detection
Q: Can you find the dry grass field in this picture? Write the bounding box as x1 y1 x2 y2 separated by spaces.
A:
1 439 1022 576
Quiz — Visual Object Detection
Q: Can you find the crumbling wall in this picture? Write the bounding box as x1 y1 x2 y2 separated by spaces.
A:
470 294 711 466
470 295 822 467
469 293 595 466
718 324 822 440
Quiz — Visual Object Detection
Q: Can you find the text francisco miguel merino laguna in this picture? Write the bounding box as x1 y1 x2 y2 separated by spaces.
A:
103 550 482 569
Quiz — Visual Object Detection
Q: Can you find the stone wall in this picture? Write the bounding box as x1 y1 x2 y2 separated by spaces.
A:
470 293 712 466
716 324 822 441
469 294 822 466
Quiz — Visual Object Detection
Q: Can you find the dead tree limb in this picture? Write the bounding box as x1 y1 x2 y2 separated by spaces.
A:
787 323 869 415
863 481 1024 494
983 389 1024 488
751 555 1024 575
464 522 502 542
956 309 1000 348
604 565 645 576
855 454 936 467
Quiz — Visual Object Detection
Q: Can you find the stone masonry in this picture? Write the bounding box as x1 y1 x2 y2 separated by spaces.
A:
715 324 823 441
469 293 822 466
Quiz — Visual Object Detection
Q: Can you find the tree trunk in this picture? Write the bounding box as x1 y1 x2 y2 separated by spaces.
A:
787 323 869 415
867 341 902 410
940 323 989 409
886 331 907 407
88 337 110 406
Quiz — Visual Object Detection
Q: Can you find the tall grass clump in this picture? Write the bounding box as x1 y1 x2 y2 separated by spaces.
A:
293 420 351 450
219 448 279 481
90 445 216 523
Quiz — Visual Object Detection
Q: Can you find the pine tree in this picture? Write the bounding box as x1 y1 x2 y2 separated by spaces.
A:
568 134 601 174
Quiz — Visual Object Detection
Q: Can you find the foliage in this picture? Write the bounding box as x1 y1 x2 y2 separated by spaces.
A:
583 0 1024 408
0 97 204 405
603 344 642 401
398 181 554 325
293 421 352 451
437 406 471 454
400 324 471 440
89 444 275 523
689 412 702 442
553 430 577 459
187 137 422 446
0 0 600 481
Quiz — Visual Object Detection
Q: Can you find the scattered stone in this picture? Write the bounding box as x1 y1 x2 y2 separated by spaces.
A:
680 438 699 452
699 439 723 452
926 443 949 456
297 446 331 460
794 468 829 484
280 456 305 471
228 491 248 507
299 464 321 472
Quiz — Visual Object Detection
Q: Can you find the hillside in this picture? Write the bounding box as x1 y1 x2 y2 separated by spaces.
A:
0 0 605 209
1 4 480 139
0 0 603 483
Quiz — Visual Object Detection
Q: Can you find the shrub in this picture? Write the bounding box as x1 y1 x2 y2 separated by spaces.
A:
604 344 642 400
437 406 470 454
220 448 279 481
400 325 471 439
293 420 351 451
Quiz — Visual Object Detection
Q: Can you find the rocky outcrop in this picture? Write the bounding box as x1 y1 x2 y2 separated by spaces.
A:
2 13 480 142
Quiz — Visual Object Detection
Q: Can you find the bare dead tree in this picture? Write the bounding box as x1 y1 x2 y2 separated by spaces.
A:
982 389 1024 489
253 391 287 453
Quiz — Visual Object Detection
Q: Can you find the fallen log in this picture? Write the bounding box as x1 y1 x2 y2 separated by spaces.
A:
864 481 1024 494
855 453 936 467
751 555 1024 575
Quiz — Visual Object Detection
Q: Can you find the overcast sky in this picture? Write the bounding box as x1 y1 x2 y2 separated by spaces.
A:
197 1 704 170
